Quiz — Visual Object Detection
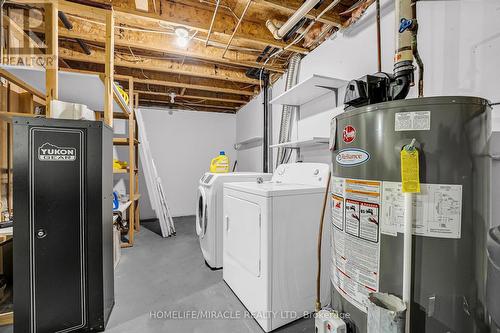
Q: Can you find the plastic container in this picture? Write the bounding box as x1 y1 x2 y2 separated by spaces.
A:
51 100 96 120
210 151 230 173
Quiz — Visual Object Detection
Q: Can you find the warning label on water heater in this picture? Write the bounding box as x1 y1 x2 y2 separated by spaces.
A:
381 182 462 238
395 111 431 131
330 177 381 313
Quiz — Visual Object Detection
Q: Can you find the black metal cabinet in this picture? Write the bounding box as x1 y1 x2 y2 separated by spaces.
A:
13 118 114 333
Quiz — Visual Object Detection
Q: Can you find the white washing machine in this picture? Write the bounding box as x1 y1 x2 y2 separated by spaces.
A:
223 163 331 332
197 172 271 269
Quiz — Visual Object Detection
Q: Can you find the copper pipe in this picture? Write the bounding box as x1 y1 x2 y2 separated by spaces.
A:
221 0 252 58
205 0 221 47
316 171 331 312
411 0 424 97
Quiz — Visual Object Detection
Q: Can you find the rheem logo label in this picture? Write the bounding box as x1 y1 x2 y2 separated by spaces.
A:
342 125 356 144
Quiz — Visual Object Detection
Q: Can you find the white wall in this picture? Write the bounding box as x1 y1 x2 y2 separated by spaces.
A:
136 108 236 218
237 0 500 170
235 94 264 172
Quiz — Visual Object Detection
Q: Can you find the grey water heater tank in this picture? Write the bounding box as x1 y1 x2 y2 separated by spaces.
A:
329 96 495 332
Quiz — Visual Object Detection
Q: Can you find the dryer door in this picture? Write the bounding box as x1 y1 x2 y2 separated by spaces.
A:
224 195 261 277
196 187 207 238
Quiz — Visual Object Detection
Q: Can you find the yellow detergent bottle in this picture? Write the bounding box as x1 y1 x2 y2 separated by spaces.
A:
210 151 230 173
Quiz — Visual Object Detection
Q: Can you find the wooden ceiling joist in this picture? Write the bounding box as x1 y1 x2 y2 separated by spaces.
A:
136 90 248 105
119 76 255 96
144 94 239 109
253 0 343 27
3 0 364 112
60 63 256 98
27 14 286 72
139 99 236 114
58 43 259 85
107 0 309 54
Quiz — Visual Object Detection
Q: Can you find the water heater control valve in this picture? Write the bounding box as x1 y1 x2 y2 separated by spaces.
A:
315 309 347 333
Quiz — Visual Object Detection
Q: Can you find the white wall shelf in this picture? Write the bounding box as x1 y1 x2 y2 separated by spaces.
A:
0 64 130 115
270 74 348 106
270 137 329 149
234 136 263 150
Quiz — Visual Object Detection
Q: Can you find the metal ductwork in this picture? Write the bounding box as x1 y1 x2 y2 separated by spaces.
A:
276 54 301 166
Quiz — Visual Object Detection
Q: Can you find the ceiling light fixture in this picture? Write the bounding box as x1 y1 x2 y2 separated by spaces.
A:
174 27 190 48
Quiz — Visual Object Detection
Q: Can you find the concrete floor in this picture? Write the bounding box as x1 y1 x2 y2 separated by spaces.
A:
2 216 313 333
106 216 313 333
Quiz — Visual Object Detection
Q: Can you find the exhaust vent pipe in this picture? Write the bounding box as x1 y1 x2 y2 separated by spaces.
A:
266 0 321 39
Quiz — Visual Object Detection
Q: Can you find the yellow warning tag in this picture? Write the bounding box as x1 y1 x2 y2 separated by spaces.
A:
401 148 420 193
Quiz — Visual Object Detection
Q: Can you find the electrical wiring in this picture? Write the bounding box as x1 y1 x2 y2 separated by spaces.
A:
199 0 240 20
66 13 264 54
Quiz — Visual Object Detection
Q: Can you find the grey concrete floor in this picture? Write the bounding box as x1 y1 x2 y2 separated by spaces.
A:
1 216 314 333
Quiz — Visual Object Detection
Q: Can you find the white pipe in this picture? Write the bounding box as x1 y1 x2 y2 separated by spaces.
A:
403 192 413 333
266 0 321 39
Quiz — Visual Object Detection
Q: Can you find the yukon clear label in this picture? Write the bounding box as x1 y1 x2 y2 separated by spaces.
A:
336 149 370 167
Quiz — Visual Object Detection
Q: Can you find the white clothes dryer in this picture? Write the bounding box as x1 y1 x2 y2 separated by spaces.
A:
197 172 271 269
223 163 331 331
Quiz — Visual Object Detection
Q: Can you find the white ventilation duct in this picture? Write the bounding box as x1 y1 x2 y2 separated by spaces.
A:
266 0 321 39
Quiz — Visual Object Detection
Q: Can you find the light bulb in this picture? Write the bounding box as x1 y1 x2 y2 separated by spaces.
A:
174 27 189 47
174 27 189 39
176 36 189 48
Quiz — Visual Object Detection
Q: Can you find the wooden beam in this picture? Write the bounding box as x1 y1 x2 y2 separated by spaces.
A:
110 0 308 54
0 69 45 99
139 99 237 113
134 92 139 109
58 44 259 85
253 0 343 27
1 14 45 52
139 98 238 110
136 90 247 104
104 11 114 127
128 77 133 109
17 8 289 71
119 76 255 96
0 311 13 326
60 66 256 97
0 111 44 122
13 0 109 19
45 1 58 117
32 13 285 72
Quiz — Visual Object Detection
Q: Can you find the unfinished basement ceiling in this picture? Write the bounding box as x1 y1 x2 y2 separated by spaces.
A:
6 0 373 113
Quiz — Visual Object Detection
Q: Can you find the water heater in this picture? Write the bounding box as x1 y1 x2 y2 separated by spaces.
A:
329 96 497 332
